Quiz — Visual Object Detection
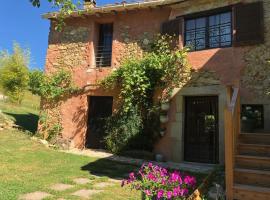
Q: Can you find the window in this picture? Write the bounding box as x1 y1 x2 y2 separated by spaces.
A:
241 104 264 130
96 23 113 67
185 12 232 51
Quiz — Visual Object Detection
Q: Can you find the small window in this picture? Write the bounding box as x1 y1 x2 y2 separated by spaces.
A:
185 11 232 51
96 23 113 67
241 104 264 131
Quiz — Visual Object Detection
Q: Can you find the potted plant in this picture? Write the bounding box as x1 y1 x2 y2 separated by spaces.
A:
160 111 169 123
161 101 170 111
160 128 166 137
122 163 196 200
241 106 257 132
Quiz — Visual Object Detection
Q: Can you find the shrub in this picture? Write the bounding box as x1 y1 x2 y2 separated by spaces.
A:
0 43 30 104
122 163 197 200
104 106 143 153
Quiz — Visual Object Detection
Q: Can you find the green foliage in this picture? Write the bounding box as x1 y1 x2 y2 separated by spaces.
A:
30 0 80 31
102 35 190 153
29 69 78 101
0 43 30 104
101 34 190 112
104 106 143 154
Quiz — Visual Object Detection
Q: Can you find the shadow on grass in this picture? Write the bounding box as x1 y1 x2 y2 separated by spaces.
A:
81 158 138 180
4 112 39 134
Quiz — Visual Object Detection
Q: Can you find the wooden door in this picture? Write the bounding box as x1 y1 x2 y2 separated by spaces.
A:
86 96 113 149
184 96 219 163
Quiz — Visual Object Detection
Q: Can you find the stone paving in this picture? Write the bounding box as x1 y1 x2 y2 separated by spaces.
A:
63 148 214 173
19 176 119 200
19 191 52 200
50 183 74 191
71 189 103 199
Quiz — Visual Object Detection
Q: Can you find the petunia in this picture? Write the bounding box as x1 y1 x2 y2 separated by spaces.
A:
157 190 164 199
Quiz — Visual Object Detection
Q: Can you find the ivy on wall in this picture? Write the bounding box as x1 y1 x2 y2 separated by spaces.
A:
29 69 78 142
100 34 192 153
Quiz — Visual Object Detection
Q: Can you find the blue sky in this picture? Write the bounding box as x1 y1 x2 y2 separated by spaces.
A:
0 0 115 70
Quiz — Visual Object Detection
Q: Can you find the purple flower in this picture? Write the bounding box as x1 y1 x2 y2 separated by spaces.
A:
167 191 173 199
157 190 164 199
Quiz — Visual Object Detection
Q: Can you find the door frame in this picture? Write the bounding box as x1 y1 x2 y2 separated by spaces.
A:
183 95 219 164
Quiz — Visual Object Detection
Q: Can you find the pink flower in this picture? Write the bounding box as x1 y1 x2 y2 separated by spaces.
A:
184 176 196 187
173 187 180 197
167 191 173 199
129 172 135 181
170 171 180 182
179 188 189 196
157 190 164 199
145 190 152 196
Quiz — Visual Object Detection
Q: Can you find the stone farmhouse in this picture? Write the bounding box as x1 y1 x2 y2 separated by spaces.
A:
43 0 270 199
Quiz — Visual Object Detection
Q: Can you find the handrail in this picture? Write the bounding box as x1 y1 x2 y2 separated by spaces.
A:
224 85 240 200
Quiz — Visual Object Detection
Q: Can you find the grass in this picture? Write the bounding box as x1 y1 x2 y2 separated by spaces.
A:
0 91 40 133
0 130 140 199
0 92 207 199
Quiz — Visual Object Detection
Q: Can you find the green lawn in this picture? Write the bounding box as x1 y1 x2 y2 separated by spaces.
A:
0 92 207 200
0 129 140 199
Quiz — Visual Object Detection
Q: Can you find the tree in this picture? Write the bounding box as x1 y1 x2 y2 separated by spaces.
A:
0 43 30 104
30 0 79 30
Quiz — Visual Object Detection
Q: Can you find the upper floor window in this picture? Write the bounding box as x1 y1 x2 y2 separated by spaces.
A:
185 12 232 51
96 23 113 67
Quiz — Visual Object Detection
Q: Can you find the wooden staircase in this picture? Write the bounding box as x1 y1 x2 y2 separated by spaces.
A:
224 86 270 200
233 133 270 200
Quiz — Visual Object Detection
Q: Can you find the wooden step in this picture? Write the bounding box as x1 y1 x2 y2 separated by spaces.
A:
239 133 270 145
238 143 270 157
235 155 270 170
234 168 270 187
233 184 270 200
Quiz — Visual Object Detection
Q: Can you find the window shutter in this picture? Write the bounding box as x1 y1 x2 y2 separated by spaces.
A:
234 1 264 46
161 18 183 36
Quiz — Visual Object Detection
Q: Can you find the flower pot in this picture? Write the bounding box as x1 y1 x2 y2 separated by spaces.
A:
160 130 165 137
241 119 256 132
160 115 169 123
161 102 170 111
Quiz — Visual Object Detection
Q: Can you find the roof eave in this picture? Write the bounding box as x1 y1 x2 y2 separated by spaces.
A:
42 0 185 19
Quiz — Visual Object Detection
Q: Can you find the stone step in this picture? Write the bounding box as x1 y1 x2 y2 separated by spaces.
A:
238 143 270 157
235 155 270 170
233 184 270 200
239 133 270 145
234 168 270 188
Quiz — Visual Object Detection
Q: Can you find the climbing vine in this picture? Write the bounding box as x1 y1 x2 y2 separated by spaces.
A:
101 34 191 153
29 69 78 101
29 69 78 142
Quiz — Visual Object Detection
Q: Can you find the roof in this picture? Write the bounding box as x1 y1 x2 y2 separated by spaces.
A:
42 0 185 19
